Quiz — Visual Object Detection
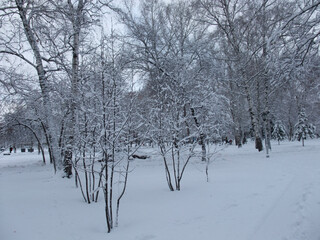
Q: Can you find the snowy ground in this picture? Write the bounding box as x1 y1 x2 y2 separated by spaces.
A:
1 140 320 240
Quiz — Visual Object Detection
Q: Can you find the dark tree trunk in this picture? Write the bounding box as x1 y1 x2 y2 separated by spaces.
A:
40 121 54 165
255 137 263 152
190 107 206 161
245 85 263 152
235 133 242 148
63 149 73 178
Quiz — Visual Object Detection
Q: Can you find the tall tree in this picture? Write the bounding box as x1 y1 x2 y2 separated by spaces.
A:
0 0 63 171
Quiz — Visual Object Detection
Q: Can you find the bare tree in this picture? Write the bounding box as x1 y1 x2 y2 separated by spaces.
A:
0 0 63 170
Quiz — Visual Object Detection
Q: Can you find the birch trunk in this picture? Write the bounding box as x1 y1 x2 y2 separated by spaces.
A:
244 84 263 152
262 0 271 157
64 0 84 178
15 1 61 170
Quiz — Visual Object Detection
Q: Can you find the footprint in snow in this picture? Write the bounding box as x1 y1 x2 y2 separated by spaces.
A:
135 234 156 240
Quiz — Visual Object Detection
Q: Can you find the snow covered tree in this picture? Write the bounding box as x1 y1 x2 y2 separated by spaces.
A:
117 0 211 191
272 121 287 144
0 0 63 171
294 110 316 146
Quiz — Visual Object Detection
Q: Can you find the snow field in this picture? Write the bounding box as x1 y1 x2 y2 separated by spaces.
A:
1 140 320 240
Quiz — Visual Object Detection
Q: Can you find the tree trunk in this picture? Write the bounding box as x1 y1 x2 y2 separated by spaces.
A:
63 0 85 178
116 158 130 227
244 85 263 152
63 149 73 177
190 107 206 161
262 0 271 157
160 145 175 191
40 121 53 164
16 1 61 170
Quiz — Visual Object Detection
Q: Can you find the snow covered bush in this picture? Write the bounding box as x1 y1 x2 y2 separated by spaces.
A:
294 110 316 146
272 121 287 144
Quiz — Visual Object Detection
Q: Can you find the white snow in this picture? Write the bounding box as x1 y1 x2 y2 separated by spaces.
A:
1 140 320 240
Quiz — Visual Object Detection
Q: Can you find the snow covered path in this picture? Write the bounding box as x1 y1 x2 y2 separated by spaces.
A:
243 146 320 240
1 140 320 240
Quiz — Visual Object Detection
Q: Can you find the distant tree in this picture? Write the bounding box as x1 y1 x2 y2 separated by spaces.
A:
272 121 287 144
294 110 316 146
